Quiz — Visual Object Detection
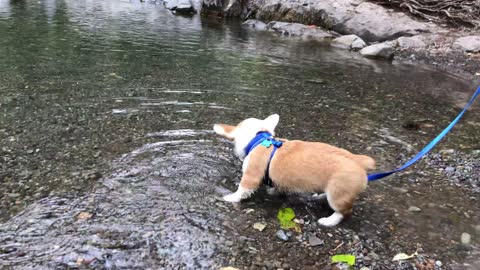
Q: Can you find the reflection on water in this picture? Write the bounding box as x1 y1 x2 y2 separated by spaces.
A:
0 0 479 269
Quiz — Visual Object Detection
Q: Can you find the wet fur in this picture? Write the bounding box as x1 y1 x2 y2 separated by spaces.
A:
214 114 375 227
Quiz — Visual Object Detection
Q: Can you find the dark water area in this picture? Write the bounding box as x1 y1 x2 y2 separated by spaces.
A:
0 0 479 269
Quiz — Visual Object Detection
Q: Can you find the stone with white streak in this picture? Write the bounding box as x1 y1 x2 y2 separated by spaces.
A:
331 34 366 50
360 41 396 59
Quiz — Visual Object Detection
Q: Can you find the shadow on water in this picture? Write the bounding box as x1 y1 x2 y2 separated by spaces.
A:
0 0 479 269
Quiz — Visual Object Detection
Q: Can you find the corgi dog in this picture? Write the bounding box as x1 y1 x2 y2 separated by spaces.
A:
213 114 375 227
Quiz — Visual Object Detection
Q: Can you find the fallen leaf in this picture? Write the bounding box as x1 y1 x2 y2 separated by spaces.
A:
253 223 266 231
331 254 356 266
77 212 92 220
392 252 418 261
219 267 240 270
277 208 297 229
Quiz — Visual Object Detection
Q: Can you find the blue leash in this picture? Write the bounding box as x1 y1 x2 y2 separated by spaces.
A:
368 86 480 181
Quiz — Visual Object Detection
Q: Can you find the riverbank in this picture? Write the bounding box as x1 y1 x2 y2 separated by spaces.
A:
201 0 480 84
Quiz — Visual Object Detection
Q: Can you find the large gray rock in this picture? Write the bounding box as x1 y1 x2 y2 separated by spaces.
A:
335 2 429 42
360 41 395 59
163 0 195 13
266 21 335 40
397 35 427 49
331 34 366 50
201 0 248 17
453 36 480 52
253 0 341 27
252 0 431 42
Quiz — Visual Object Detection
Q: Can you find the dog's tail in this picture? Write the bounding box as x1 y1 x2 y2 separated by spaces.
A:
353 155 376 170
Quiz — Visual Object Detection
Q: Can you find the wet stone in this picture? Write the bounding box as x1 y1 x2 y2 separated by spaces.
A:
163 0 195 14
308 236 324 246
460 232 471 247
7 193 20 198
276 230 289 241
369 252 380 260
331 34 366 50
243 20 267 31
408 206 422 212
360 41 395 59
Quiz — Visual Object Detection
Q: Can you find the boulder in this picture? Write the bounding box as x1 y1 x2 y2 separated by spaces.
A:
331 34 366 50
360 41 396 59
254 0 338 27
252 0 431 42
335 2 430 42
163 0 195 13
266 21 335 40
397 35 427 49
453 36 480 52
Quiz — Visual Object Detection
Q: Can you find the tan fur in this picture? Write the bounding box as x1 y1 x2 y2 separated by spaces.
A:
268 141 370 215
214 115 375 225
240 146 273 190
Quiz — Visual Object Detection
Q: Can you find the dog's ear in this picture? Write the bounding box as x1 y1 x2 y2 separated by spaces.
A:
213 124 236 140
263 114 279 134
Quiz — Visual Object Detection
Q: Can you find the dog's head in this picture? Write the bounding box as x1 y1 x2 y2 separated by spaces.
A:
213 114 279 158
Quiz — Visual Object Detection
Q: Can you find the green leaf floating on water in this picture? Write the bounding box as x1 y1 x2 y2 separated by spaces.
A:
277 208 297 229
331 254 356 266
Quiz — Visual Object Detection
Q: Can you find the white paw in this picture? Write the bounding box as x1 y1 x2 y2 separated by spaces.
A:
223 193 241 203
317 212 343 227
318 217 337 227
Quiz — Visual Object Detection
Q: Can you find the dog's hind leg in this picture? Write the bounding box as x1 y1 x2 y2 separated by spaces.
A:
318 175 362 226
317 193 350 227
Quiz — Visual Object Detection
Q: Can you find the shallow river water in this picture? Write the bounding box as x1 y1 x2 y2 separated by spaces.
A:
0 0 479 269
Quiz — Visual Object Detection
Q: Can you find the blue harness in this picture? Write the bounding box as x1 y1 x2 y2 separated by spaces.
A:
244 131 283 186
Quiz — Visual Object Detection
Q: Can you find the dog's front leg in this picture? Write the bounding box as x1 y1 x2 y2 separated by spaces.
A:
223 173 263 202
223 183 255 203
224 148 269 203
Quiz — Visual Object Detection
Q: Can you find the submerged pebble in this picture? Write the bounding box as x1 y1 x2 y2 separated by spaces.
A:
461 232 472 247
308 236 324 246
408 206 422 212
276 230 289 241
